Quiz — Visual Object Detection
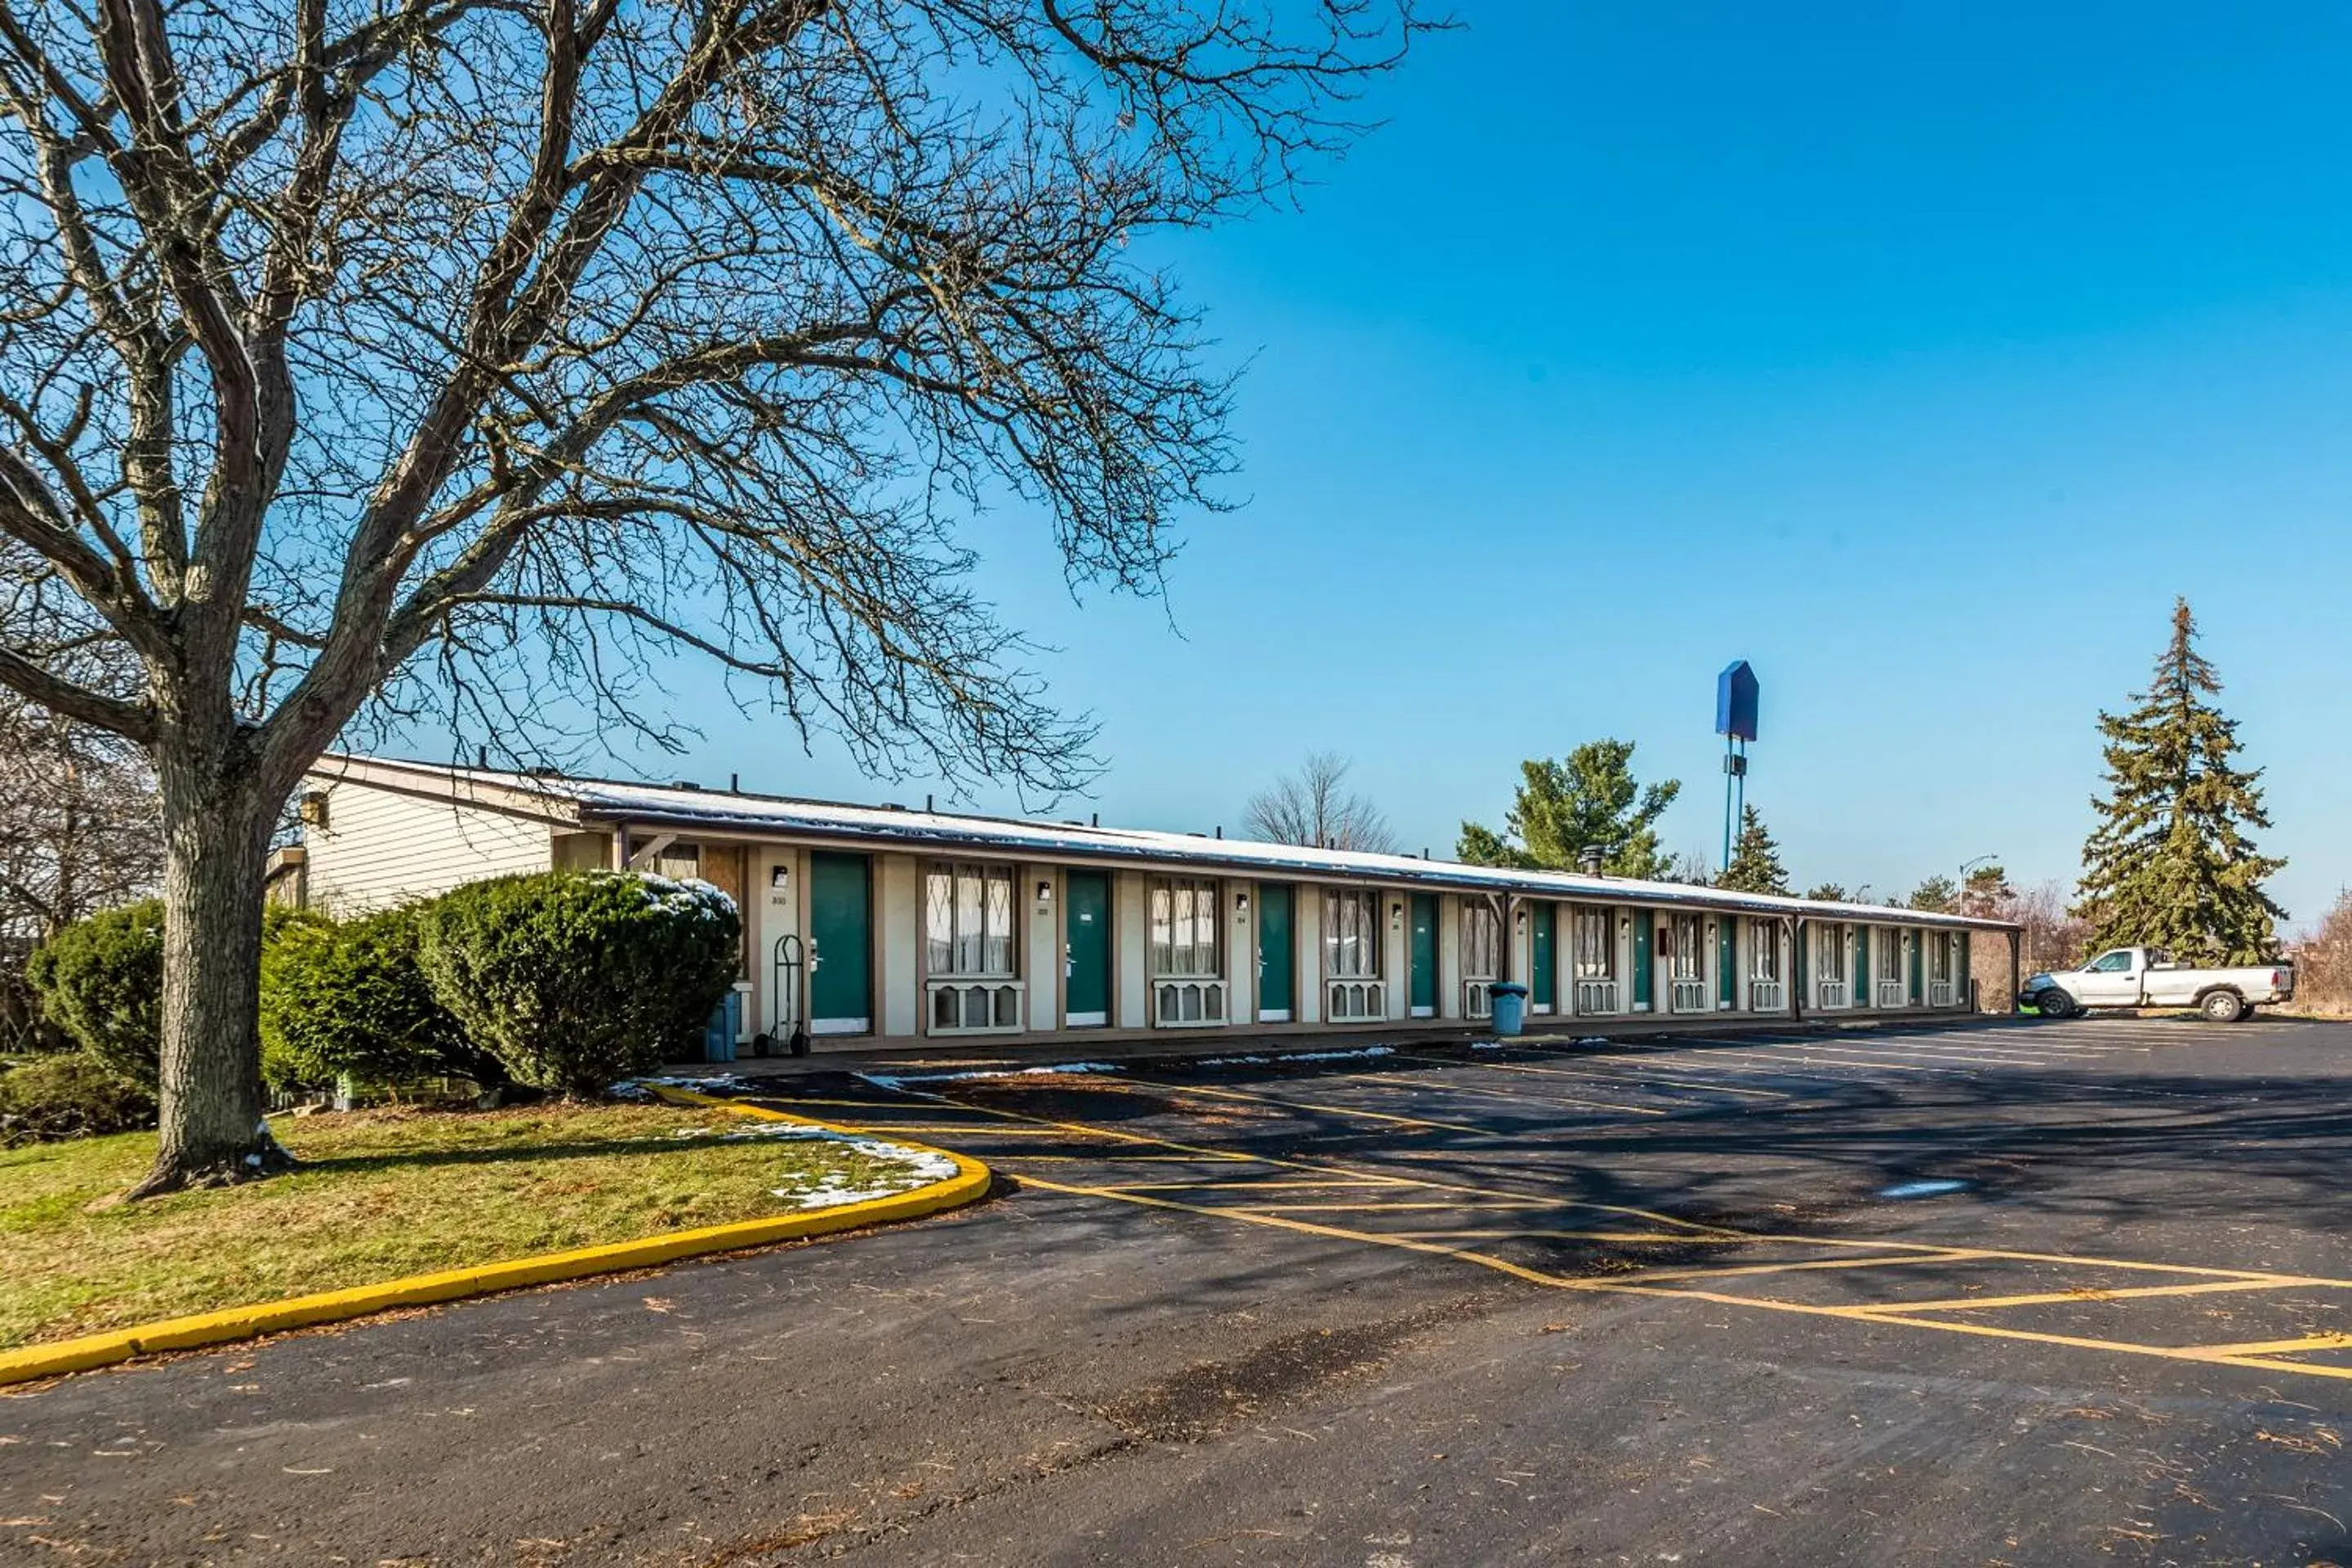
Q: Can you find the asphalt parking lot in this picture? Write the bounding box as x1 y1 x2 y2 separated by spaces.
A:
7 1014 2352 1566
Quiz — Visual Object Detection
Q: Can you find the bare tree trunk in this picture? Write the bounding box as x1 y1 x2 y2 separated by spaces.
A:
130 747 292 1197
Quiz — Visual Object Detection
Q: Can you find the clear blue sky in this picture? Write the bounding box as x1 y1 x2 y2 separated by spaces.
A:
593 3 2352 925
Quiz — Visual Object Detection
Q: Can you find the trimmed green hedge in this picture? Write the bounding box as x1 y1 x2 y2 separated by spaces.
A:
0 1052 156 1145
415 871 740 1097
260 903 503 1096
23 899 163 1089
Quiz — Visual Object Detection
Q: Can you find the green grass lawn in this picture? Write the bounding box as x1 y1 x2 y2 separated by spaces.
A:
0 1101 940 1350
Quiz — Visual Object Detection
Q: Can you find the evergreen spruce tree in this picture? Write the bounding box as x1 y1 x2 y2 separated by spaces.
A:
1717 805 1791 895
2074 599 2286 962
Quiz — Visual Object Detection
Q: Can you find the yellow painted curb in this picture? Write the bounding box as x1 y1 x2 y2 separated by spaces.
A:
0 1089 991 1389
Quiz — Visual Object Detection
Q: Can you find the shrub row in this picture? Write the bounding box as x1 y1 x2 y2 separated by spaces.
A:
24 871 741 1111
0 1053 157 1147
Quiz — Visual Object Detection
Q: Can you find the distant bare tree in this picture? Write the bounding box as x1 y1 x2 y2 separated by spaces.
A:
2292 890 2352 1015
1245 752 1398 853
1663 849 1714 886
2005 880 2092 975
0 696 161 945
0 0 1435 1192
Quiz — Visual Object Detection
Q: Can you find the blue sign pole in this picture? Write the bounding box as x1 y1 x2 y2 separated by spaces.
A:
1715 662 1760 874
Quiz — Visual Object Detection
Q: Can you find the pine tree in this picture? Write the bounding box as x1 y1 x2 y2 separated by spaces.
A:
2074 599 2286 962
1717 805 1790 895
1457 740 1680 878
1904 875 1958 912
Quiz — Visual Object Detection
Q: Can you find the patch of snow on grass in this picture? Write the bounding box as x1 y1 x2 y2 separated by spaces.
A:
770 1138 961 1209
609 1072 755 1099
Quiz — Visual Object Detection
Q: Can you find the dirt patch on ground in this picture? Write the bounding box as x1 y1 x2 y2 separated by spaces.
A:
1091 1293 1498 1443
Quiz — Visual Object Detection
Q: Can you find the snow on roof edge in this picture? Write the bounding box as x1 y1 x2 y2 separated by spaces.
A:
312 752 2020 931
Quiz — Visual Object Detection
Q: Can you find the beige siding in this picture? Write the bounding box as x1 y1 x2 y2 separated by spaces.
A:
304 783 550 915
1115 871 1148 1028
1024 863 1061 1033
877 853 920 1039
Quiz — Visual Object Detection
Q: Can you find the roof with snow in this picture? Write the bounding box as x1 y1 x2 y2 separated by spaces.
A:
309 753 2019 932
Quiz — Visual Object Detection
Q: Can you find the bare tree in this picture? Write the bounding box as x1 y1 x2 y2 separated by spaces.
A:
1999 880 2091 976
1245 751 1397 853
0 0 1433 1192
2291 889 2352 1015
0 694 161 943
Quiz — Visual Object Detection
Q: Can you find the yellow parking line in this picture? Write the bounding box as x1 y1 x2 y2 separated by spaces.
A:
1013 1174 2352 1383
1334 1067 1673 1118
914 1080 1738 1233
1603 1250 1989 1285
1106 1178 1403 1192
1241 1213 1552 1222
1878 1277 2328 1313
2179 1333 2352 1358
1400 1052 1786 1102
1156 1077 1509 1136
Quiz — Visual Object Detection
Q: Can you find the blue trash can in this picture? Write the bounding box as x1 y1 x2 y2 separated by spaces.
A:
1490 982 1530 1038
702 989 742 1063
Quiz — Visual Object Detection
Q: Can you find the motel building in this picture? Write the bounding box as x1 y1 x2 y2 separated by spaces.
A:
278 755 2022 1055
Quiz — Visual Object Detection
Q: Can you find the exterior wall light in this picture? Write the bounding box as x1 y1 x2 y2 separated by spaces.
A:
1391 901 1404 929
1036 880 1054 908
1513 908 1527 933
1235 890 1250 918
769 865 791 891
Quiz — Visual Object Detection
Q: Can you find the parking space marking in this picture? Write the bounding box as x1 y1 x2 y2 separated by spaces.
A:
1876 1277 2332 1313
1327 1067 1680 1118
1150 1077 1521 1135
2185 1334 2352 1358
1401 1051 1795 1102
1010 1173 2352 1383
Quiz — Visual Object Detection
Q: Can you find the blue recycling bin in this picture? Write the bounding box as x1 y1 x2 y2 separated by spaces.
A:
1490 982 1530 1038
702 988 742 1063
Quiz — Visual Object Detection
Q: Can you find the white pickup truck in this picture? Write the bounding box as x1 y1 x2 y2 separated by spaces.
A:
2020 946 2294 1022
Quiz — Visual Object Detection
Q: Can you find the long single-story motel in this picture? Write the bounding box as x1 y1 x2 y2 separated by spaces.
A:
278 755 2022 1056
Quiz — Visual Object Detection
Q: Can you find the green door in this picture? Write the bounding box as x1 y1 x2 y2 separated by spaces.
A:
1064 870 1111 1027
1632 910 1653 1010
808 852 871 1033
1408 894 1437 1016
1257 884 1295 1020
1717 918 1737 1009
1908 930 1925 1004
1853 924 1871 1005
1530 903 1556 1013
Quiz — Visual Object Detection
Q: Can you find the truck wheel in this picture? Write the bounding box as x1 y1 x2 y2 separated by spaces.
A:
2035 991 2074 1019
2199 990 2246 1023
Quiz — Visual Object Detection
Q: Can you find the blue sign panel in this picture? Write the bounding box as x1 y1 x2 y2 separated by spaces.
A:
1716 660 1760 742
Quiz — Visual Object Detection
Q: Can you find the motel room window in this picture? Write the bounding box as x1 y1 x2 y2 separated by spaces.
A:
1572 907 1615 978
1877 930 1903 984
1931 933 1956 983
1666 913 1704 979
1816 923 1846 982
1324 889 1382 979
1461 901 1500 980
924 862 1017 978
1749 919 1781 980
1150 876 1223 978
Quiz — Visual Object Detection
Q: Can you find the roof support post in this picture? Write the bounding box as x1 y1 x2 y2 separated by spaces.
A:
625 831 679 871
